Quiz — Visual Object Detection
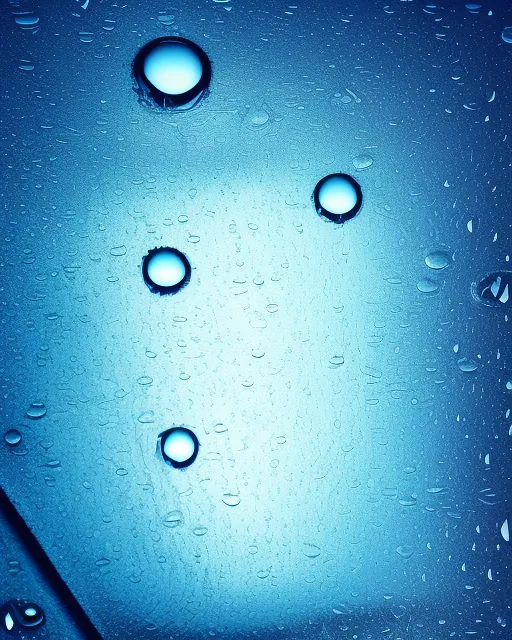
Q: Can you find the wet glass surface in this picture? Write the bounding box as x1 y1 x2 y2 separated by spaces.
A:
1 0 512 638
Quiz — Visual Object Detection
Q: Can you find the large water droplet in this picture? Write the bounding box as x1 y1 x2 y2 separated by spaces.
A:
425 250 451 270
4 429 22 446
222 492 241 507
133 37 211 110
457 357 478 372
1 601 45 632
502 26 512 44
472 272 512 307
163 511 183 528
142 247 191 295
25 402 47 419
159 426 199 469
313 173 363 223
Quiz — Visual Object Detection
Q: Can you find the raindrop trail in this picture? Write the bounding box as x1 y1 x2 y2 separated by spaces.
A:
0 488 102 640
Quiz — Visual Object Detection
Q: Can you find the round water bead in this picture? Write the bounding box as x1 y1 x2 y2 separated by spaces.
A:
159 427 199 469
313 173 363 223
142 247 191 295
133 37 212 109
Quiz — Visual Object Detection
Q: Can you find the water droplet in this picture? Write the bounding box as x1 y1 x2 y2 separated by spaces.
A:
4 429 22 446
193 526 208 536
163 511 183 528
472 272 512 307
133 37 211 110
159 426 199 469
157 13 175 26
425 251 451 270
110 245 127 257
25 402 46 419
13 13 40 30
95 558 110 567
142 247 191 295
352 154 374 170
502 27 512 44
1 601 45 631
501 519 510 542
302 543 321 558
396 545 414 559
222 492 241 507
457 357 478 372
506 380 512 391
313 173 363 223
416 278 439 293
79 31 94 43
138 410 155 423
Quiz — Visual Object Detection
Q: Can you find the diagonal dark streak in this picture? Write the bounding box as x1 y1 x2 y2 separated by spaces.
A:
0 488 103 640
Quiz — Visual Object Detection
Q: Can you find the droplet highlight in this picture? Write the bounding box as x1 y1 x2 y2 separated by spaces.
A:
133 37 211 110
313 173 363 223
142 247 191 295
159 426 199 469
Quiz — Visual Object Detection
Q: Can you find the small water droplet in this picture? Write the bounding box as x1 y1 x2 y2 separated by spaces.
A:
4 430 22 446
133 37 211 110
157 13 175 26
79 31 94 43
95 558 110 567
472 272 512 307
506 380 512 391
110 245 127 257
302 543 321 558
352 154 374 170
502 26 512 43
25 402 46 419
396 545 414 559
138 410 155 423
257 569 270 579
313 173 363 223
501 519 510 542
222 492 241 507
142 247 191 295
417 278 439 293
457 357 478 372
159 426 199 469
425 251 451 270
163 510 183 528
193 526 208 536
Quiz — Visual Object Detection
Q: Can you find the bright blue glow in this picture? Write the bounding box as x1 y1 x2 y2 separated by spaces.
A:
143 42 203 95
147 250 186 287
162 429 196 463
318 175 358 215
